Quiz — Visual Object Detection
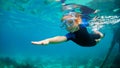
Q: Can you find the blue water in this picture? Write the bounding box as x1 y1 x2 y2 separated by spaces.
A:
0 0 120 68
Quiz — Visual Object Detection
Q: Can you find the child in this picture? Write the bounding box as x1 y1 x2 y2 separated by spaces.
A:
31 11 103 47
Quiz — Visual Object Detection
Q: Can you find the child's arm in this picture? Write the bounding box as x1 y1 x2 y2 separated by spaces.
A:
31 36 67 45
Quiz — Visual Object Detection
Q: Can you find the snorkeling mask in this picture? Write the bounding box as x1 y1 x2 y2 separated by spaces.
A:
61 12 77 28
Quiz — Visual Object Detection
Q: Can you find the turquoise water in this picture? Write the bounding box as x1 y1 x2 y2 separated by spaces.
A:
0 0 120 68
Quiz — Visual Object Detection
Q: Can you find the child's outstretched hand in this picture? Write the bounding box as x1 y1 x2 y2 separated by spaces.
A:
31 39 49 45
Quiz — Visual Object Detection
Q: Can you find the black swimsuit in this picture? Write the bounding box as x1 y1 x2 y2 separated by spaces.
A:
65 25 100 47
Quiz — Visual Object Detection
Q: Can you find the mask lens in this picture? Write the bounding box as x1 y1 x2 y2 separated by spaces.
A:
61 18 74 28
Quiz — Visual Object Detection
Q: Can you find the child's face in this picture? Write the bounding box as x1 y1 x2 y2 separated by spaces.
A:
62 15 79 32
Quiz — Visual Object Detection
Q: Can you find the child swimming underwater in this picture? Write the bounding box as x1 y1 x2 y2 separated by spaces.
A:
31 1 104 47
31 12 103 46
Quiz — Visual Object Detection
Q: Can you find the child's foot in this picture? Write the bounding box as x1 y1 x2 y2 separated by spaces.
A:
95 33 105 43
94 9 100 14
